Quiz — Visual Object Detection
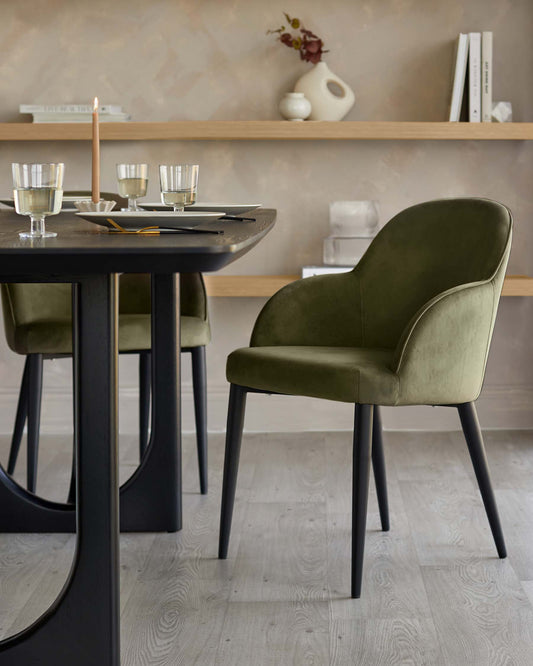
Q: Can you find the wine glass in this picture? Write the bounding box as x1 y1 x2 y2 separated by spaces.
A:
12 163 64 238
116 163 148 211
159 164 199 212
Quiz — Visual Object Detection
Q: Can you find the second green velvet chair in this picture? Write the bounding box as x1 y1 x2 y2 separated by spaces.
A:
2 274 210 496
218 198 512 598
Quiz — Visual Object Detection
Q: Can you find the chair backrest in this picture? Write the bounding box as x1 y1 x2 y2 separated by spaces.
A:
118 273 208 320
356 198 512 349
1 273 208 351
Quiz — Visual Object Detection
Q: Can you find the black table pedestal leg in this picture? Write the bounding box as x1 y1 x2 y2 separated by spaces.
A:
0 274 120 665
120 273 181 532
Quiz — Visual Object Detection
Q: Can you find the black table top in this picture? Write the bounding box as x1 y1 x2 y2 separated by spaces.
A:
0 208 275 277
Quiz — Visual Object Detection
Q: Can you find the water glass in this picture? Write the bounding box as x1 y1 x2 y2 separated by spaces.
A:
12 163 64 238
116 163 149 211
159 164 199 212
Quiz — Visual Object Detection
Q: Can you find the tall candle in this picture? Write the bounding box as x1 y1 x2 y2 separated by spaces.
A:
92 96 100 203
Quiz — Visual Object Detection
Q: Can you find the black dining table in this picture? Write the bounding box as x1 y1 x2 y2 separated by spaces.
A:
0 207 275 665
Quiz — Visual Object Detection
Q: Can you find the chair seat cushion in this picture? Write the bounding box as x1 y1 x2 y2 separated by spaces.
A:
10 314 210 355
226 346 399 404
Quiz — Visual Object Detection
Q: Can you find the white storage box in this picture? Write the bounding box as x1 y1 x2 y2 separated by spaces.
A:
323 236 373 266
329 201 379 237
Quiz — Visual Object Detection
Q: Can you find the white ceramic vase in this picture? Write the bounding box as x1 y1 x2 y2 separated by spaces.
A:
278 92 311 121
294 61 355 121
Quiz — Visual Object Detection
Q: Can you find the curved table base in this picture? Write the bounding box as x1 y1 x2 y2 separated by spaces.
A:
0 274 120 664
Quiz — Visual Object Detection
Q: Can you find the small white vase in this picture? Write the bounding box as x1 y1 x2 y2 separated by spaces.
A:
294 61 355 121
278 92 311 121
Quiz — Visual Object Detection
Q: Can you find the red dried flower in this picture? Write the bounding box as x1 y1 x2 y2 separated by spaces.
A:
267 13 328 64
301 39 323 64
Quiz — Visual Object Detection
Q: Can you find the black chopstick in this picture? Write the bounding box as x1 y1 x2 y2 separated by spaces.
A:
108 227 223 235
159 227 224 235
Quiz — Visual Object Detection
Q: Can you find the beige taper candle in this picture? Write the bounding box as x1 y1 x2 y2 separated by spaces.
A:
92 97 100 203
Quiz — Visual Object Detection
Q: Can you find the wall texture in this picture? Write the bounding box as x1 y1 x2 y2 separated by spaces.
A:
0 0 532 433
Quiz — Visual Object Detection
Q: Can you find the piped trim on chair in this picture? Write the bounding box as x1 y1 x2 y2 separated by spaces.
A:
393 279 489 372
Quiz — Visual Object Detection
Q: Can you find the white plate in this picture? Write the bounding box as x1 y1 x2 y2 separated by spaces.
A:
140 202 261 215
75 210 225 230
1 195 80 211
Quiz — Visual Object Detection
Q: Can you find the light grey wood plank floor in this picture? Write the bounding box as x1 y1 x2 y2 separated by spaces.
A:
0 427 532 665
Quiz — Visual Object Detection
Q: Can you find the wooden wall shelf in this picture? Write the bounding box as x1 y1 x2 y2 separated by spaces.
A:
1 121 533 142
204 274 533 298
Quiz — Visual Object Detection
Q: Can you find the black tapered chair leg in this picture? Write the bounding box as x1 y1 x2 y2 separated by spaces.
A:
139 351 151 459
191 346 208 494
219 384 247 559
457 402 507 558
26 353 43 493
371 405 390 532
352 403 374 599
7 356 30 475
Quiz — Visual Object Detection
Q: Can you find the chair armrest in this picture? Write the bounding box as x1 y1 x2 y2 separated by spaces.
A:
251 270 362 347
392 280 498 404
118 273 208 321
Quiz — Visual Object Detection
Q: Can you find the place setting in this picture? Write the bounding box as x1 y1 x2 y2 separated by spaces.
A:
78 160 260 234
79 163 226 234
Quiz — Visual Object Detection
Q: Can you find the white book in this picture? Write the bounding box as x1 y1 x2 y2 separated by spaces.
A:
31 112 131 123
468 32 481 122
481 31 493 122
449 33 469 122
20 104 123 114
301 265 353 278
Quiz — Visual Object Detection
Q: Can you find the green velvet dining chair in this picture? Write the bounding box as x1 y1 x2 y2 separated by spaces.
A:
218 197 512 598
1 192 211 497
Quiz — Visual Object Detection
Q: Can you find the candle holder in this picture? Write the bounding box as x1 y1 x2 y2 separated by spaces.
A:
74 199 116 213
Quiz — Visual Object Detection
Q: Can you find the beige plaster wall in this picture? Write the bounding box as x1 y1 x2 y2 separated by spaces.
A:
0 0 532 433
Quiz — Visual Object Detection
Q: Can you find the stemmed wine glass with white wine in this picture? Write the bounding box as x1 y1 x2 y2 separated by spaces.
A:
116 163 148 211
159 164 199 212
12 163 64 239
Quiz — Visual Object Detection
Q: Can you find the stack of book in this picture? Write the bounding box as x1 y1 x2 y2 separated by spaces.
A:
19 104 131 123
448 32 492 122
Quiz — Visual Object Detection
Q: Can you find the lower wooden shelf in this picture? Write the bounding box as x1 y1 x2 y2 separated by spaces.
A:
204 274 533 298
501 275 533 297
204 275 298 297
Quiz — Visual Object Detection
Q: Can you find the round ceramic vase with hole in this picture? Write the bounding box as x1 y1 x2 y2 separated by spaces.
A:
294 61 355 121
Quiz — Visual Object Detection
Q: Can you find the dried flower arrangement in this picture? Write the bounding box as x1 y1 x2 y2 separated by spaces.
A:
267 13 328 64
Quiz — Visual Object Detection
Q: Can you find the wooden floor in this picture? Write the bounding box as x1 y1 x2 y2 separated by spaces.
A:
0 426 533 665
